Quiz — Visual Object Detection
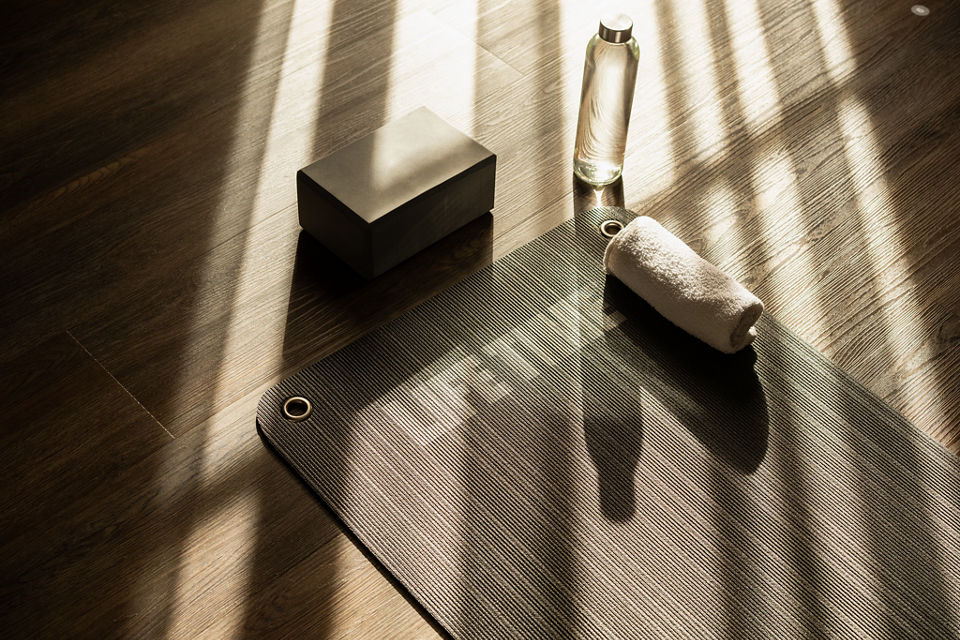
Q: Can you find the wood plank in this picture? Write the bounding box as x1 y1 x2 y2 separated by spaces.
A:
0 333 171 638
0 0 300 361
236 532 443 640
0 373 344 639
1 0 296 215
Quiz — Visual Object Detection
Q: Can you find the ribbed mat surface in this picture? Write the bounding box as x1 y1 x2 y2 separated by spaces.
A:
258 207 960 639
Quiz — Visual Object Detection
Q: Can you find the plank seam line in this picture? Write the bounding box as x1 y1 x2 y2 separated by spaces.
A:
424 8 525 76
66 330 175 440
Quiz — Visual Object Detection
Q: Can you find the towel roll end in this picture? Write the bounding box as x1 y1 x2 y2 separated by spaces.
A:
604 215 764 354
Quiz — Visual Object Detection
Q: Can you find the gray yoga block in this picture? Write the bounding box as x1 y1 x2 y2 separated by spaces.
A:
297 107 496 278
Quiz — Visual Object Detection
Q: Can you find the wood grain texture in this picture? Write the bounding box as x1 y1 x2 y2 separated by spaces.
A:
1 0 959 636
0 333 172 637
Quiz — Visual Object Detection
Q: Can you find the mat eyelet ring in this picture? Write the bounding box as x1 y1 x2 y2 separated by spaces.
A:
599 219 623 238
282 396 313 421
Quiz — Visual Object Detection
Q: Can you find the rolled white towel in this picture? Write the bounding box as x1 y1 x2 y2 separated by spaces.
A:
603 215 764 353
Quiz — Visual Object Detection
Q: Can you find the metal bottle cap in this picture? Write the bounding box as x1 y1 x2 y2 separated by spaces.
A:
598 13 633 43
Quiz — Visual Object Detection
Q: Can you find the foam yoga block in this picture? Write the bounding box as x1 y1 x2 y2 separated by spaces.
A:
297 107 496 278
603 215 764 353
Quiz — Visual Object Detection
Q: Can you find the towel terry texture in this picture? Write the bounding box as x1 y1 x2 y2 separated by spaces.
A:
603 215 764 353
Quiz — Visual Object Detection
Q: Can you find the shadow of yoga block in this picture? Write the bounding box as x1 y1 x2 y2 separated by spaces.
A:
297 107 496 278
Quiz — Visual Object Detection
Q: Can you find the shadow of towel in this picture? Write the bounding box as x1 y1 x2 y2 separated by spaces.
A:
601 275 769 474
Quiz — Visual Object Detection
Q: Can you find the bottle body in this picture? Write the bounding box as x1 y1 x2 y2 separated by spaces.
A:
573 33 640 186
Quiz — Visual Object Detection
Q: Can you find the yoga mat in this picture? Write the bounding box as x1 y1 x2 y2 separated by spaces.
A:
258 207 960 639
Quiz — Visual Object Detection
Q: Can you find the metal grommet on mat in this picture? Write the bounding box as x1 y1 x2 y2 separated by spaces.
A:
599 219 623 239
282 396 313 421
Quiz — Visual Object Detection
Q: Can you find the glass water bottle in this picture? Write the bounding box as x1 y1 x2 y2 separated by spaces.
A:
573 14 640 186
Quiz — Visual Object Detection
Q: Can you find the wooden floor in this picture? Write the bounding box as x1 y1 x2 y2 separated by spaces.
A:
2 0 959 637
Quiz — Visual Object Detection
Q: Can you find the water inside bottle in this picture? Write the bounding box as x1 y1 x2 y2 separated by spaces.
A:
573 36 639 186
